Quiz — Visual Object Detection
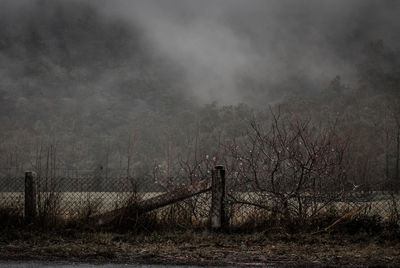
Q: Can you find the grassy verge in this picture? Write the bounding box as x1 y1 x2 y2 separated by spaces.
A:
1 204 400 266
0 226 399 267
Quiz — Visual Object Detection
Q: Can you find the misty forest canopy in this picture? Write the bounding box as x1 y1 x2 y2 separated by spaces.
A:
0 0 399 186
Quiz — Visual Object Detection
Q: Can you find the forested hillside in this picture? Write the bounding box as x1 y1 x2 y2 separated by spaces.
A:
0 0 399 188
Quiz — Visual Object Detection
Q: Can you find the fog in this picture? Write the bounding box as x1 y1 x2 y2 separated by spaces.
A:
97 0 400 104
0 0 399 184
1 0 400 105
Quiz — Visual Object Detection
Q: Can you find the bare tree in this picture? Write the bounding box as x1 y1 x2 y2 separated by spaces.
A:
225 109 351 220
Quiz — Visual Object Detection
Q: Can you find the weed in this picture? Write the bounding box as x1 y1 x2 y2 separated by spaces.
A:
0 205 24 229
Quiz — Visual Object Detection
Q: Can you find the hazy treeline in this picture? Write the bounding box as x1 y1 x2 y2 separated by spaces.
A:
0 0 399 190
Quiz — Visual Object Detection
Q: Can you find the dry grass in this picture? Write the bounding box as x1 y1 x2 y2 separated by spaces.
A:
0 190 399 233
0 192 399 266
0 228 399 266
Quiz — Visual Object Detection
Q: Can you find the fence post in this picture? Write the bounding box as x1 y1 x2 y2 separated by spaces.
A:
210 165 228 230
25 171 38 221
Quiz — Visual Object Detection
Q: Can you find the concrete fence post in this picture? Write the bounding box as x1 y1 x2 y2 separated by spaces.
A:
25 171 38 221
210 165 228 230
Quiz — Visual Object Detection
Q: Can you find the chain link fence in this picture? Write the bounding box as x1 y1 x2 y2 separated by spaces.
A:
227 181 400 226
0 171 212 225
1 170 399 227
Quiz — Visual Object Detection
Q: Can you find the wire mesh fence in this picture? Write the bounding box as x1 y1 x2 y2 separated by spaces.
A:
227 182 400 226
0 170 399 227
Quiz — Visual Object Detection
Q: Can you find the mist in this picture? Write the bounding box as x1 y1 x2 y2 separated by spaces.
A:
97 0 400 104
0 0 399 183
1 0 400 105
2 2 400 260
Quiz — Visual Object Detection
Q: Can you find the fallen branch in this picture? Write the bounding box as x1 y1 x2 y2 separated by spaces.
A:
312 208 358 235
89 178 211 226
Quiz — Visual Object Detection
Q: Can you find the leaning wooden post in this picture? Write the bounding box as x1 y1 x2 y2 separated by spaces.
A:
210 165 228 230
25 171 38 221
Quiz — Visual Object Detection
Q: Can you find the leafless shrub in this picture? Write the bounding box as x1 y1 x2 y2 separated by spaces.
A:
76 193 103 220
38 177 62 225
225 109 351 222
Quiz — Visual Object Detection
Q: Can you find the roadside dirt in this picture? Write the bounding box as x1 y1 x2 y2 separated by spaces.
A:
0 229 399 267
